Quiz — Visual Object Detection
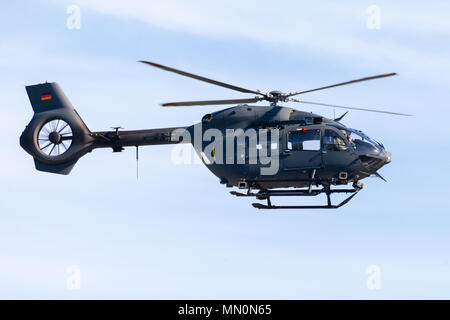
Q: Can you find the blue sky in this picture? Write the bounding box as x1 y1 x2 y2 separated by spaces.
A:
1 0 449 299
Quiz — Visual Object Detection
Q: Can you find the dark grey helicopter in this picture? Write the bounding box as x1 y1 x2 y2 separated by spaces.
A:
20 61 410 209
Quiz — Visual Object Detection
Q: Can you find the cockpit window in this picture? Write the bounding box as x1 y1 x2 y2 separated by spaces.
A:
202 113 213 124
345 129 380 154
288 129 321 151
304 117 313 125
323 129 348 151
327 124 382 154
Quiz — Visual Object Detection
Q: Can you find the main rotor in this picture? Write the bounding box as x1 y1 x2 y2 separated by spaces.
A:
139 60 411 116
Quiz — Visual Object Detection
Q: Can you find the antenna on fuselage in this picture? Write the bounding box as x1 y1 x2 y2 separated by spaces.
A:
136 145 139 180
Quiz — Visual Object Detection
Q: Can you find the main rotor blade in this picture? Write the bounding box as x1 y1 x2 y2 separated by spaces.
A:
140 60 264 96
288 73 397 97
290 99 412 116
162 98 263 107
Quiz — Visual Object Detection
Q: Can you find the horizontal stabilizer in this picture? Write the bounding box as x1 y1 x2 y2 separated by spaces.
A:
34 158 78 175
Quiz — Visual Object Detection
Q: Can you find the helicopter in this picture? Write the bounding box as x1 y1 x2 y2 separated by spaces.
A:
20 61 410 209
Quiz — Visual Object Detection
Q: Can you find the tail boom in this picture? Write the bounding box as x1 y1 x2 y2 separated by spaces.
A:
90 127 187 150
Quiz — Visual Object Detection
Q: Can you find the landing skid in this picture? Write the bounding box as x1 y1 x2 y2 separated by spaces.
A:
230 183 363 209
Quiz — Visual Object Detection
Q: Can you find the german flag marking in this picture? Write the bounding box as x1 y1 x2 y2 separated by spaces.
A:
41 93 52 101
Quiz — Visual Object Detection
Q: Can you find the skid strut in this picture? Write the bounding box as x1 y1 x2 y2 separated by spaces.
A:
230 182 363 209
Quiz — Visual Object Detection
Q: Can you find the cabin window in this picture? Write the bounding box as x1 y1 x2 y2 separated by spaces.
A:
202 113 213 124
287 129 321 151
305 117 313 125
323 129 348 151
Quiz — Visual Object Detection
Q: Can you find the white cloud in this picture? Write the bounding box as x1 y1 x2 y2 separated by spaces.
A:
51 0 450 84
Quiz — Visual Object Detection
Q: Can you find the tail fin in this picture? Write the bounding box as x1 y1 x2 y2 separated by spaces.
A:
20 82 94 175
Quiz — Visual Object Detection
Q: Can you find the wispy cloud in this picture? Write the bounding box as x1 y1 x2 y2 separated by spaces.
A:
55 0 450 85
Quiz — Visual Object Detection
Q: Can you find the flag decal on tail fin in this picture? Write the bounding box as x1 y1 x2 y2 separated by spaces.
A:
41 93 52 101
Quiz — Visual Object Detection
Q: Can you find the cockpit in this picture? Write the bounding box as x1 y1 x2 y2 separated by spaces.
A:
285 124 390 174
326 124 383 155
341 128 382 155
323 124 391 172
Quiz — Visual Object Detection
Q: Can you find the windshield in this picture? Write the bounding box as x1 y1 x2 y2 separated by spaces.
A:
328 124 383 154
343 128 381 154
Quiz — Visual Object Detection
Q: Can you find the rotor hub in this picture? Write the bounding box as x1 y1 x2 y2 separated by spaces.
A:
37 119 73 157
268 90 285 97
48 131 62 144
266 90 289 105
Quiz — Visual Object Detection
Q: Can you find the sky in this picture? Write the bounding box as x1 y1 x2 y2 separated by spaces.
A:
0 0 449 299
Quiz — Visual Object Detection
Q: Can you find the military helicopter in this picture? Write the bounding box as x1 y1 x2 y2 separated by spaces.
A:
20 61 410 209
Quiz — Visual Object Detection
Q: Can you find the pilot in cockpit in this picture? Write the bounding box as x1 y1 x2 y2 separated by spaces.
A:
340 129 355 148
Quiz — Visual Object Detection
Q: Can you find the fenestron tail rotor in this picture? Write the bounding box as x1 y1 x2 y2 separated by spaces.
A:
38 119 73 156
21 82 95 175
140 60 409 116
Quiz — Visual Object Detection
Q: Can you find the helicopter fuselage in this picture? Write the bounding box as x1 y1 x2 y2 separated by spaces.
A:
181 105 390 189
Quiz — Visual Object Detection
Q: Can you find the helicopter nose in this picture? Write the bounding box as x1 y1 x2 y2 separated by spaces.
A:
385 151 391 164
